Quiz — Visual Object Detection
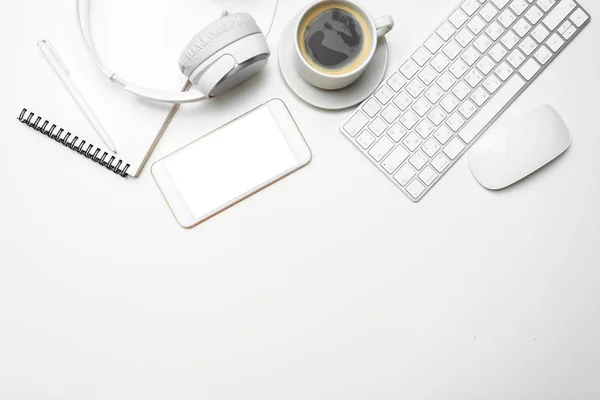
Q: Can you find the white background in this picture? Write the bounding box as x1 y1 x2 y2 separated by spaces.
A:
1 0 599 399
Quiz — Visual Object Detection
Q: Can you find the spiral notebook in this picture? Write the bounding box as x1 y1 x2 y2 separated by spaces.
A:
16 105 182 177
13 0 222 178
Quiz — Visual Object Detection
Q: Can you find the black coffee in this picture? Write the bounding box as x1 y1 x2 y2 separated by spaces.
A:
303 8 365 71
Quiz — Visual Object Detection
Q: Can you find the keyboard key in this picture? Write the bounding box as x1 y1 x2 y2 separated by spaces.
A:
424 34 444 53
507 49 526 68
519 36 538 56
518 58 540 80
427 107 447 126
479 3 498 22
477 56 495 75
447 113 466 132
444 40 463 60
531 24 550 43
498 9 516 28
525 5 543 24
422 138 442 157
452 81 471 100
356 130 375 149
492 0 510 8
406 180 426 199
461 0 481 16
495 61 513 80
468 15 486 34
509 0 528 15
387 123 407 142
418 66 438 85
393 91 413 110
381 145 409 173
400 60 419 79
537 0 556 13
434 125 453 144
419 165 438 185
441 94 460 113
413 98 433 117
449 9 469 28
483 74 502 93
455 28 474 47
387 73 407 92
409 151 428 170
419 166 437 186
413 47 432 67
562 25 577 40
369 136 394 161
343 111 368 137
437 21 457 41
501 30 520 49
431 53 450 72
400 110 420 129
369 117 388 136
459 100 477 119
546 33 565 52
490 43 508 62
425 85 444 103
474 34 493 53
461 46 481 65
470 87 490 106
416 120 435 138
534 45 552 64
431 153 451 172
513 18 532 37
558 21 572 36
375 85 394 104
406 80 426 98
381 104 401 123
394 164 416 186
443 137 466 159
465 69 483 87
406 79 425 99
449 59 468 78
570 8 589 27
362 98 382 117
543 0 576 30
402 132 423 151
486 21 504 40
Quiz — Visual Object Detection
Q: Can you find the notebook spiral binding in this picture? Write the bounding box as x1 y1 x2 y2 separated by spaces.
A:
17 109 130 177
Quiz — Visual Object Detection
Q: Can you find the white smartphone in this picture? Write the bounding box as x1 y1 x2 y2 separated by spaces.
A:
152 99 312 228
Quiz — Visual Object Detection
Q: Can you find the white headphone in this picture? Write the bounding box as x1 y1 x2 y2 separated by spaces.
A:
76 0 278 103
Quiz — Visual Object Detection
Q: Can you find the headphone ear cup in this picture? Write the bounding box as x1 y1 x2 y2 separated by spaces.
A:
179 13 262 78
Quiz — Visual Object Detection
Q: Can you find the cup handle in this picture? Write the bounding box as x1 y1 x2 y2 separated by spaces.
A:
374 15 394 37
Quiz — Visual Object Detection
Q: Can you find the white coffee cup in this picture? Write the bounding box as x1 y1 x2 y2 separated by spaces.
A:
294 0 394 90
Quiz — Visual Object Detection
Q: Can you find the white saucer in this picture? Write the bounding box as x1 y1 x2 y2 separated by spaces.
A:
278 9 388 110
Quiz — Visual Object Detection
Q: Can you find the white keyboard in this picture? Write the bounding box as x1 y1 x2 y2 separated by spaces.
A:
341 0 590 202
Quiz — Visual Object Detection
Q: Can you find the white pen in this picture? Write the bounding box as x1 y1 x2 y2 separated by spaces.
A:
38 40 118 154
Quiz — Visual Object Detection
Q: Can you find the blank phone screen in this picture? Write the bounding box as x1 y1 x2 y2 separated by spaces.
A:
164 105 298 220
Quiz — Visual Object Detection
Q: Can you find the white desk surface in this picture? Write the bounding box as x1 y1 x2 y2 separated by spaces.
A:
1 0 599 398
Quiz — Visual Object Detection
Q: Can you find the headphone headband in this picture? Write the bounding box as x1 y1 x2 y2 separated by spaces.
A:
76 0 278 104
76 0 207 103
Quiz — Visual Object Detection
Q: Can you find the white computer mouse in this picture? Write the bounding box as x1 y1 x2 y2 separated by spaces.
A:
468 105 571 190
